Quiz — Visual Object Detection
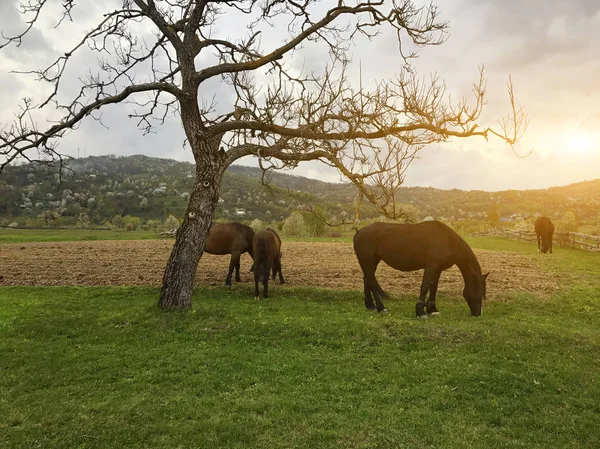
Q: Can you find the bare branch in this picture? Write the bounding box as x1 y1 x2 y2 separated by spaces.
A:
0 0 527 220
1 82 181 171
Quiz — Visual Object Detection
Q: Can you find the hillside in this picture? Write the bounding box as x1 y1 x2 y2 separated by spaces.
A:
0 155 599 226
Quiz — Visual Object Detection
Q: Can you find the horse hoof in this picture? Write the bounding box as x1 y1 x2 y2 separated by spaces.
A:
430 312 440 316
418 315 429 320
380 309 389 315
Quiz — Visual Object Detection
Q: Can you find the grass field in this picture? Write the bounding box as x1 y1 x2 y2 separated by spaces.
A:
0 228 160 243
1 235 599 448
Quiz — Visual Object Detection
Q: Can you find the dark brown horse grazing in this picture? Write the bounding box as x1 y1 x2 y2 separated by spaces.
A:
353 221 488 317
205 222 254 286
252 229 284 300
249 228 285 284
534 217 554 254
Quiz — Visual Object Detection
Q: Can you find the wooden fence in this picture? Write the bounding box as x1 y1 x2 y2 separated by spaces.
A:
470 228 600 252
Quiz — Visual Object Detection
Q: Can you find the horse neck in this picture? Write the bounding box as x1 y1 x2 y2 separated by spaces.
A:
456 254 481 286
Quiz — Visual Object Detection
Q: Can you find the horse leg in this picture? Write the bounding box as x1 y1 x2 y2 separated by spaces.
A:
426 270 442 316
235 259 241 282
276 256 285 284
368 261 386 313
537 234 541 253
358 257 379 311
363 275 376 311
226 251 241 286
262 265 270 298
254 266 261 300
416 266 437 318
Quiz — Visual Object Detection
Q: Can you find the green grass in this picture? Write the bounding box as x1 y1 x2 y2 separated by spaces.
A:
1 235 599 448
0 228 161 243
2 269 600 447
467 236 600 278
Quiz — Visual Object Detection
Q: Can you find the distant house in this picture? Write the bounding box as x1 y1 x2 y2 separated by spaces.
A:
235 208 246 216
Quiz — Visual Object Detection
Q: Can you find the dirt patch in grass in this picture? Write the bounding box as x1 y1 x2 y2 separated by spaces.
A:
0 240 559 298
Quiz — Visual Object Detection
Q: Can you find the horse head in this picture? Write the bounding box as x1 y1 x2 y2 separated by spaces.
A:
463 272 489 316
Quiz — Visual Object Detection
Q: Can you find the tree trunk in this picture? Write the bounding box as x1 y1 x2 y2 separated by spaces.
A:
158 143 224 309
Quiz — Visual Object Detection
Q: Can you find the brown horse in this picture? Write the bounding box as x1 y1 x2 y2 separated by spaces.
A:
534 217 554 254
205 222 254 286
249 228 285 284
252 229 284 300
354 221 488 317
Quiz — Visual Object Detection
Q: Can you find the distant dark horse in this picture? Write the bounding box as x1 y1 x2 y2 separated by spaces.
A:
353 221 488 317
252 229 284 300
534 217 554 254
205 222 254 286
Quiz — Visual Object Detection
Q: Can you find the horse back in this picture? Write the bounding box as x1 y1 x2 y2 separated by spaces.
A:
535 217 554 236
253 231 278 264
205 222 253 255
354 221 462 271
266 228 282 253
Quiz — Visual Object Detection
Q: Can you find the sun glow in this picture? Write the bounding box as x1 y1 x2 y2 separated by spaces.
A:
560 130 600 154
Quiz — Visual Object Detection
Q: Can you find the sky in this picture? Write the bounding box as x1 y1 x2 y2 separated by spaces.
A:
0 0 599 192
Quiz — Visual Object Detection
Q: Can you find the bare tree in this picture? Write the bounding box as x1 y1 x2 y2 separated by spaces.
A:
0 0 526 309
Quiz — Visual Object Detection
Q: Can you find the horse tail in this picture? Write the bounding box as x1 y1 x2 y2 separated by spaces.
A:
253 236 271 281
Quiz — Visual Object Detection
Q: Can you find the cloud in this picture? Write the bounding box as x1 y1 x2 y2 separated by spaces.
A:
1 1 598 191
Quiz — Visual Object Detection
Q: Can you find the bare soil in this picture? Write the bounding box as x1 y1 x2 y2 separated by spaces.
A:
0 240 558 298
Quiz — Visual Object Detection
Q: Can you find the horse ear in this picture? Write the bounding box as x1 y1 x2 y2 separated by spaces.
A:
482 272 490 280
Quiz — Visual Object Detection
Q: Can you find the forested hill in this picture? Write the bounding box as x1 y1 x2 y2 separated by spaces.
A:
0 154 599 225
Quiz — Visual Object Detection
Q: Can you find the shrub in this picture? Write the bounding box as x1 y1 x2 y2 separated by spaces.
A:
38 210 62 228
123 215 142 231
146 219 162 230
557 211 578 233
303 208 326 237
282 211 306 236
163 215 180 234
112 215 125 228
250 218 266 233
76 213 91 229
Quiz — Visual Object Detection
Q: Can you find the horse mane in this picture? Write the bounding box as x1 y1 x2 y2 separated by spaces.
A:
438 221 481 275
231 221 255 240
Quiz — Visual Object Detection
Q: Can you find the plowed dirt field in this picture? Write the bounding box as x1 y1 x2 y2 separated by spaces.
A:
0 240 557 298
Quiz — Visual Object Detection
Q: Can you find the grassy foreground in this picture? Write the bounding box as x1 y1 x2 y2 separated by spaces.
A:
1 281 599 448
